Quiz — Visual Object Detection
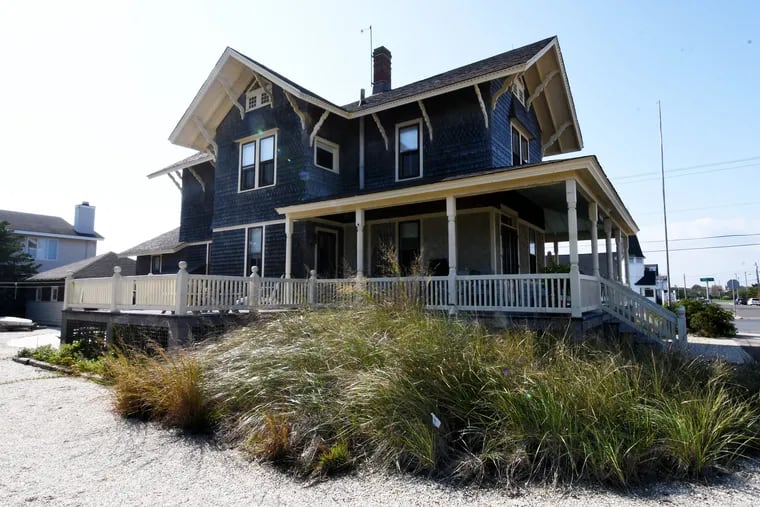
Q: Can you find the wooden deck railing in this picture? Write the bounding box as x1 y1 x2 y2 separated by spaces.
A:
63 262 685 346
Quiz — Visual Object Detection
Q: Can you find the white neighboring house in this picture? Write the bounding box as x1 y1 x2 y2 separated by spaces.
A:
25 252 135 326
0 202 103 272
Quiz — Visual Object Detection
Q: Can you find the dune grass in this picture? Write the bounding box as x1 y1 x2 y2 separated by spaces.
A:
105 305 760 485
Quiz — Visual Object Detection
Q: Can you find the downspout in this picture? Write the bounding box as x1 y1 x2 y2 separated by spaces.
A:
359 116 365 190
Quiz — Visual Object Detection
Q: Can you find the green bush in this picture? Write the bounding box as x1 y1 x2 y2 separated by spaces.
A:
671 299 736 337
16 336 109 375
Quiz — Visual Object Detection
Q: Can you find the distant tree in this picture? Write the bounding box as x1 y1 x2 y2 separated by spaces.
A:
0 220 40 316
0 221 38 281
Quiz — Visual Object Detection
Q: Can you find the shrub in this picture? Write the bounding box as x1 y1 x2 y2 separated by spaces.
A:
16 337 109 375
194 308 759 485
672 299 736 337
103 347 213 433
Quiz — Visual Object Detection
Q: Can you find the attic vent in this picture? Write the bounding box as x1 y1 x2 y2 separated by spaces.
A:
245 82 270 112
511 77 526 105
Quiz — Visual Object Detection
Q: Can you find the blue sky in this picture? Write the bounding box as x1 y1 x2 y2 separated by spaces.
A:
0 0 758 288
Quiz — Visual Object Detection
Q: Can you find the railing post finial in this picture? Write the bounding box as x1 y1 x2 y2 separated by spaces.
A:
178 261 188 272
175 261 189 315
308 269 317 306
110 265 122 313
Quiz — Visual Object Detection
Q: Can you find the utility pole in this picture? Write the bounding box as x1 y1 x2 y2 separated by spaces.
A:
683 273 687 299
658 101 672 305
756 262 759 288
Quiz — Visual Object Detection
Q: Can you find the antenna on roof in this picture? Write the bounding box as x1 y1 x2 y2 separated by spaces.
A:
360 25 373 87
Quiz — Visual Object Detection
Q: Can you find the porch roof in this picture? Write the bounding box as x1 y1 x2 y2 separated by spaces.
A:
276 156 638 235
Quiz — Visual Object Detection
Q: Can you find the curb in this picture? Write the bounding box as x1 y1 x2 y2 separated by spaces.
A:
12 356 73 374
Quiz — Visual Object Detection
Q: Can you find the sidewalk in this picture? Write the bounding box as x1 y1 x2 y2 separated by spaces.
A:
686 333 760 364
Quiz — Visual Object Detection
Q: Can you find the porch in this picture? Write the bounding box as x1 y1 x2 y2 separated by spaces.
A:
62 262 685 347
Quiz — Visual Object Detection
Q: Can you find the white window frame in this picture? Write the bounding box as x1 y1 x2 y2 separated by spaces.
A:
238 129 278 192
314 137 340 173
244 225 266 277
245 82 271 112
512 76 527 105
51 286 59 302
511 122 530 166
150 255 162 274
395 118 423 182
25 238 58 261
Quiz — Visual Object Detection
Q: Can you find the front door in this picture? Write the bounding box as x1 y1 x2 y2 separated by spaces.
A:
500 225 519 274
315 229 338 278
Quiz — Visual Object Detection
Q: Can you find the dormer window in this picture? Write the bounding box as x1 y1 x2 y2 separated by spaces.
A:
245 82 270 112
512 77 526 105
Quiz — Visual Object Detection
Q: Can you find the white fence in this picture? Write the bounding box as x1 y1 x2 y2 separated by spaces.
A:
63 262 685 346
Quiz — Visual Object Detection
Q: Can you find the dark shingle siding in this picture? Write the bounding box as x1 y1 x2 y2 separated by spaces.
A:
180 162 215 243
210 229 246 276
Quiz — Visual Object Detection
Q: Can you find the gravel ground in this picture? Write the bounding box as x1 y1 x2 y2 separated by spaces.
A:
2 341 760 505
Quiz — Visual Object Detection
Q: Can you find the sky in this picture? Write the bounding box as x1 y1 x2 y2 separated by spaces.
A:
0 0 758 289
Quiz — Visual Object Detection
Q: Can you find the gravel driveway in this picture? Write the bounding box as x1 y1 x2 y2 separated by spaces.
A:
1 339 760 506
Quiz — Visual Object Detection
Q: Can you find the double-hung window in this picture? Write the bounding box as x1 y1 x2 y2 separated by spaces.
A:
25 238 57 260
239 131 277 191
511 125 530 166
396 119 422 181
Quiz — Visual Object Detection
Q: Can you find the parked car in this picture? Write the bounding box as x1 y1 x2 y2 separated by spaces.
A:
747 298 760 306
736 298 746 305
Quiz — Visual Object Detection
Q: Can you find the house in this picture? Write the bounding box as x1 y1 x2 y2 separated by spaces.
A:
62 36 685 347
556 234 645 285
120 226 210 275
0 203 102 272
25 252 135 326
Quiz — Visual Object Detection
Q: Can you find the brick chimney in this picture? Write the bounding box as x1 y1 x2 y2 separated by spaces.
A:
74 201 95 235
372 46 392 94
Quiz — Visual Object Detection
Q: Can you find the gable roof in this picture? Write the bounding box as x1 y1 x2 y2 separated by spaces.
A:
170 37 581 157
635 269 658 287
27 252 135 281
147 151 215 180
0 209 103 240
628 235 645 258
119 227 185 257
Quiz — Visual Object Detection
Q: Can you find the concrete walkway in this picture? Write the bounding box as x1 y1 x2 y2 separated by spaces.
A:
687 333 760 364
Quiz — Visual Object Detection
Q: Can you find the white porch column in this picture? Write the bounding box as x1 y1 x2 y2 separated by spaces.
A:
355 209 365 278
615 228 623 282
446 196 457 309
604 219 613 280
566 180 581 318
623 235 631 286
284 216 293 279
589 202 600 278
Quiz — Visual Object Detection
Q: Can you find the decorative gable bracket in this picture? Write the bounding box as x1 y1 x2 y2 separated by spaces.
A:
284 91 307 130
309 110 330 147
473 84 488 129
216 76 245 120
542 120 572 153
491 73 522 111
167 171 182 192
417 100 433 142
188 167 206 193
192 116 218 159
372 113 389 151
525 70 559 110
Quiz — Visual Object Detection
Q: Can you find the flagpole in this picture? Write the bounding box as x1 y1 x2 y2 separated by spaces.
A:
659 101 672 305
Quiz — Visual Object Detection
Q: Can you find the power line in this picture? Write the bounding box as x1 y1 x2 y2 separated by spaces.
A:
636 200 760 216
647 242 760 253
616 161 760 185
641 232 760 243
614 154 760 181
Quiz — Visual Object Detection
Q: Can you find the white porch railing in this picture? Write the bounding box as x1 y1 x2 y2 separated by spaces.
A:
457 274 571 313
63 262 685 346
599 277 686 347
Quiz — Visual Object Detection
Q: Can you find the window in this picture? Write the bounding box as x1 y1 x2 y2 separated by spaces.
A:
314 137 339 172
246 226 264 276
151 255 162 274
245 82 271 112
25 238 58 260
396 120 422 180
512 77 526 105
398 221 420 273
239 131 277 191
511 126 530 166
51 286 59 302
